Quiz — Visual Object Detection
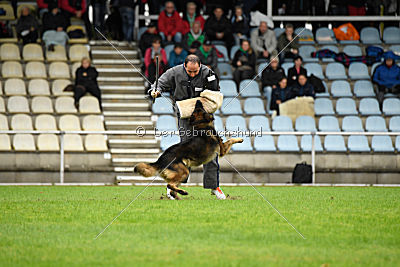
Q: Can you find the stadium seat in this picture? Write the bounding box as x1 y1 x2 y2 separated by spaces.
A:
137 27 147 40
348 135 370 152
22 44 44 61
49 62 70 79
32 96 54 114
164 44 174 61
383 27 400 44
277 135 299 152
331 80 352 97
314 98 335 116
326 63 347 80
370 62 381 76
353 80 375 97
4 78 26 96
156 115 177 131
219 80 237 97
324 135 347 152
382 98 400 115
64 134 84 151
66 25 88 44
0 134 11 151
389 116 400 132
249 115 270 132
272 116 293 131
316 81 330 98
318 116 340 132
274 28 285 39
0 80 2 95
365 116 387 132
46 45 67 61
239 80 261 97
316 27 337 44
214 115 224 132
7 96 30 113
371 136 394 152
0 3 15 20
13 134 36 151
25 61 47 79
299 45 318 62
35 114 57 130
359 98 381 116
348 62 369 80
55 97 78 114
160 135 180 151
11 114 33 130
231 136 252 152
217 63 233 80
71 62 81 78
257 62 268 78
52 79 73 96
0 114 8 130
37 134 60 151
342 116 364 132
79 96 101 114
82 115 105 131
2 61 23 78
69 45 89 62
343 45 362 57
244 98 265 115
254 135 276 152
295 27 315 44
304 63 324 79
230 45 240 59
300 135 323 152
390 45 400 54
281 62 294 76
220 98 242 115
336 98 358 115
295 115 316 131
0 43 20 61
215 45 229 62
225 115 247 131
0 98 5 112
28 79 50 96
320 45 338 62
152 97 174 114
360 27 381 44
59 115 81 131
85 134 108 151
396 136 400 152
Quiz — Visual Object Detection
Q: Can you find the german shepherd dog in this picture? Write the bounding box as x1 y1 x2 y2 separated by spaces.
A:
134 100 243 199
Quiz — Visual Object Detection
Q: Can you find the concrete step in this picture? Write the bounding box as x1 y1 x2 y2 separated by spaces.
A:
102 94 147 100
110 148 160 154
105 120 154 130
92 59 140 65
112 157 158 165
103 111 152 117
109 138 158 148
115 175 164 182
97 77 143 82
102 102 149 112
99 85 144 93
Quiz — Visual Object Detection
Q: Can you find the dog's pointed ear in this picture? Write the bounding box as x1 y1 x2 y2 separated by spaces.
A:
195 100 203 109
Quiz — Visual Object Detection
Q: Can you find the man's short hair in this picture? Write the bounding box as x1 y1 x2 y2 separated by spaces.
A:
152 36 162 43
285 23 294 29
184 54 201 66
174 43 183 49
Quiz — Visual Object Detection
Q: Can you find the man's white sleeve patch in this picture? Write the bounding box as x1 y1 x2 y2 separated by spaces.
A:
207 75 216 82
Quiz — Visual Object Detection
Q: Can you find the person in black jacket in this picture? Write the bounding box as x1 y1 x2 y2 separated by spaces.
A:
231 5 250 45
204 6 234 50
232 39 256 88
16 7 39 44
261 57 285 112
42 3 69 32
74 57 102 110
139 22 161 55
292 74 315 98
287 55 307 86
270 77 295 114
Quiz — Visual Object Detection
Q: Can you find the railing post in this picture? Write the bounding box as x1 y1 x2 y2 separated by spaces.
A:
267 0 273 17
311 131 316 184
60 131 65 184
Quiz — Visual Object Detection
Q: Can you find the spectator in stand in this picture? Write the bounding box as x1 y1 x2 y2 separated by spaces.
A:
42 3 70 51
372 51 400 107
250 21 277 61
204 6 234 50
182 2 205 34
74 57 102 110
169 43 188 67
293 74 315 98
182 21 205 51
270 77 294 114
116 0 136 42
144 36 168 85
37 0 59 18
287 55 307 86
139 22 161 55
195 39 218 72
261 57 286 112
16 7 39 45
59 0 93 39
232 39 256 88
92 0 107 39
277 23 299 61
147 52 168 84
231 5 250 45
158 1 184 43
188 40 201 55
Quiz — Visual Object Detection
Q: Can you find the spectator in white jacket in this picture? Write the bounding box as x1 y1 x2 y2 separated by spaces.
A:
250 21 277 61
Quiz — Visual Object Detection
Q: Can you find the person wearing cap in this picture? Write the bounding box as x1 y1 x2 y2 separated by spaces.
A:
195 39 218 72
232 39 256 87
287 55 307 87
139 22 161 55
182 20 206 52
149 54 226 200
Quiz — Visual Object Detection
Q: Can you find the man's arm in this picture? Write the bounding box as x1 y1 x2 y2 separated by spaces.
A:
266 31 277 53
250 30 263 53
203 67 219 91
156 67 175 92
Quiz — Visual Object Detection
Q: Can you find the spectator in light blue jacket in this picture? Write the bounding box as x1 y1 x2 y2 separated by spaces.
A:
168 43 188 67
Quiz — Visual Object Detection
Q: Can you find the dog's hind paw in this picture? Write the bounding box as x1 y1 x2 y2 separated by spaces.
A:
232 138 243 143
177 189 188 195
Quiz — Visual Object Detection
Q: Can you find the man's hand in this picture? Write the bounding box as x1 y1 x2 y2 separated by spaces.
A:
236 60 242 66
276 100 282 104
148 88 161 99
76 10 82 18
216 32 224 39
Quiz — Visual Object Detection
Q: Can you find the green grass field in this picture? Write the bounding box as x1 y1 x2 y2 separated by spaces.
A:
1 186 399 266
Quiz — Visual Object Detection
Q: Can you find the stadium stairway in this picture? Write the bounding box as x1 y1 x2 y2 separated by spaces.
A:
90 40 161 184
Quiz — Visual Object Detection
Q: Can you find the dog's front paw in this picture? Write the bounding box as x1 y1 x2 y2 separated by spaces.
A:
233 138 243 143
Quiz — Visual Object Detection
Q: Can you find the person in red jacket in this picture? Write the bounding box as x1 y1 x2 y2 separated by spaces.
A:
144 36 168 87
59 0 92 39
157 1 183 43
181 2 205 35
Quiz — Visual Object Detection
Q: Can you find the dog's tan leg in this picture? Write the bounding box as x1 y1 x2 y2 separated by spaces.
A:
219 138 243 157
166 163 189 196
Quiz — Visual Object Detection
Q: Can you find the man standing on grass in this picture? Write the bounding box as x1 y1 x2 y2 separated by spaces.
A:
149 54 226 200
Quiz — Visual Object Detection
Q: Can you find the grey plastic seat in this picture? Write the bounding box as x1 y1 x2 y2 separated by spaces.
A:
336 98 358 115
221 98 242 115
348 62 369 80
160 135 180 151
314 98 335 116
324 135 347 152
383 27 400 44
371 136 394 152
249 115 270 132
231 136 253 152
244 98 265 115
299 45 317 62
342 116 364 132
239 80 261 97
214 116 224 132
382 98 400 115
272 116 293 131
360 27 381 44
331 80 352 97
230 45 240 59
215 45 229 62
219 80 237 97
281 62 294 76
365 116 387 132
218 63 233 80
389 116 400 132
295 115 316 131
359 98 381 115
353 80 375 97
304 63 324 79
152 97 174 114
343 45 362 57
316 27 337 44
254 135 276 152
225 115 247 131
156 115 177 131
300 135 323 152
277 135 300 152
318 116 340 132
348 135 370 152
326 63 347 80
295 27 315 44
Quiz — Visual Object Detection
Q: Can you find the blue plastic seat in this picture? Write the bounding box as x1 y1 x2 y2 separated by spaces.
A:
382 98 400 115
299 45 318 62
318 116 340 132
239 79 261 97
370 62 382 76
152 97 174 114
295 115 316 131
314 98 335 116
348 62 370 80
218 63 233 80
138 27 147 40
300 135 323 152
354 80 375 97
277 135 300 152
225 115 247 131
371 135 394 152
396 136 400 151
316 27 337 44
249 115 270 132
331 80 352 97
254 135 276 152
281 62 294 76
257 62 268 78
320 45 339 62
295 27 315 44
336 98 358 115
214 115 224 132
215 44 229 62
244 98 265 115
231 136 253 152
164 44 174 61
230 45 240 59
359 98 381 116
342 116 364 132
221 98 242 115
304 63 324 79
343 45 362 57
360 27 381 44
324 135 347 152
383 27 400 44
272 116 293 131
326 63 347 80
390 45 400 54
315 81 330 98
156 115 177 131
348 135 370 152
160 135 180 151
389 116 400 132
274 28 285 38
365 116 387 132
219 80 237 97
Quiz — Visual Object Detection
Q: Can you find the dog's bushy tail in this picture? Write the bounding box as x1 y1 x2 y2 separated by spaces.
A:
134 163 159 177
